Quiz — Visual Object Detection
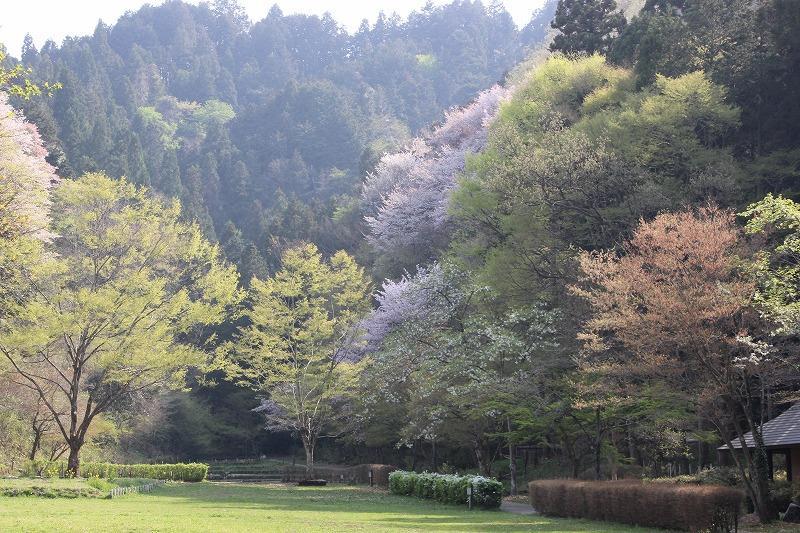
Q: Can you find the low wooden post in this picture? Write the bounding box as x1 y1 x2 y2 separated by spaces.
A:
369 469 373 487
467 486 473 510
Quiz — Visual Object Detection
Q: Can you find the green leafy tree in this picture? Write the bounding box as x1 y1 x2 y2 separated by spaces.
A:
742 194 800 335
0 48 60 99
231 243 370 474
550 0 626 55
0 173 241 476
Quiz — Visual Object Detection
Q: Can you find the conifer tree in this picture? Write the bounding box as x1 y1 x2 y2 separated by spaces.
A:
550 0 626 55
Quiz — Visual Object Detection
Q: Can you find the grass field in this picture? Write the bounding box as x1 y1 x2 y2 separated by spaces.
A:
0 482 654 532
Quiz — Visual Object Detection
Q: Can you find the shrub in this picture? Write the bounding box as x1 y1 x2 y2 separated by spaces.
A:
84 462 208 482
529 479 744 532
769 479 792 514
21 459 63 478
20 461 208 482
388 470 503 509
648 466 742 487
86 477 114 492
389 470 417 495
0 485 104 498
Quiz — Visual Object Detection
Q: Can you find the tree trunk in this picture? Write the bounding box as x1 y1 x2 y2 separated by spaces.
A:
626 422 636 462
508 441 517 496
473 439 491 476
302 436 315 478
696 418 704 472
718 407 775 523
508 418 517 496
750 443 775 522
66 444 81 478
432 439 438 473
594 409 602 480
29 427 42 461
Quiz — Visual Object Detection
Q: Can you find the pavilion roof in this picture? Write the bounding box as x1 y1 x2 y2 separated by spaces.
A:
720 403 800 449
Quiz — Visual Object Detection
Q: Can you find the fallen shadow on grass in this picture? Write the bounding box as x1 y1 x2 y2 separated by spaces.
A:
138 483 646 532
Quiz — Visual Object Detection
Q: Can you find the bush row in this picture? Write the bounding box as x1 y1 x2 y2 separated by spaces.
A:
0 486 104 499
647 466 742 487
22 460 208 482
529 479 744 532
388 470 503 509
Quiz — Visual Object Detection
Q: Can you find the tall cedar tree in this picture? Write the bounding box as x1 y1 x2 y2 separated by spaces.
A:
550 0 626 55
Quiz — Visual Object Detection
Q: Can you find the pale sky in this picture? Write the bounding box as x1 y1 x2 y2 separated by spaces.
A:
0 1 548 57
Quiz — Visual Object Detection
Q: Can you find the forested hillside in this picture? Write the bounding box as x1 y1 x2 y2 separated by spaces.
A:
11 0 556 275
0 0 564 462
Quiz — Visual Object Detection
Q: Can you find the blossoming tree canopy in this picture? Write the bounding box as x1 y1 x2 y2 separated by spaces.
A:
0 92 59 239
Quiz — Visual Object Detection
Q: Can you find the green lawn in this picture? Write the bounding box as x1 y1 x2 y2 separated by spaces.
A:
0 482 653 532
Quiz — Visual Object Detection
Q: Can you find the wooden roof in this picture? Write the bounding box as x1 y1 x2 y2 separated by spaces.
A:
720 403 800 449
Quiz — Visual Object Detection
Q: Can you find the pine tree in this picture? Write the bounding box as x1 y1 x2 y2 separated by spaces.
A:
550 0 626 55
159 149 183 198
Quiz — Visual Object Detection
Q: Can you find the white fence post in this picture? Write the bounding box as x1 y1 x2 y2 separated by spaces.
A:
107 480 164 499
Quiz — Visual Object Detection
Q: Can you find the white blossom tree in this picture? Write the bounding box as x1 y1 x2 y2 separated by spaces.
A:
358 261 557 489
362 86 508 266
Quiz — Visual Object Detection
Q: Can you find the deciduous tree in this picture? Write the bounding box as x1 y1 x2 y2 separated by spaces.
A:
0 173 241 476
573 206 787 521
231 243 371 474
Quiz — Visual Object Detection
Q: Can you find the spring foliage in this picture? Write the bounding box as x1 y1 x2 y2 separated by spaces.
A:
0 173 242 474
231 243 371 470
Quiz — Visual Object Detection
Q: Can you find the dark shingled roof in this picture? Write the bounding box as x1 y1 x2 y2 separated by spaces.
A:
720 403 800 450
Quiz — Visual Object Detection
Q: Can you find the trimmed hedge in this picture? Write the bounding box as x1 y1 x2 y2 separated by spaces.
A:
1 485 104 498
21 460 208 482
388 470 503 509
529 479 744 532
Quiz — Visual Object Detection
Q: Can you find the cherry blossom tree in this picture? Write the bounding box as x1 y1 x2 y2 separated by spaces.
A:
573 205 794 522
359 261 558 489
0 92 59 240
362 86 508 266
0 92 60 320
